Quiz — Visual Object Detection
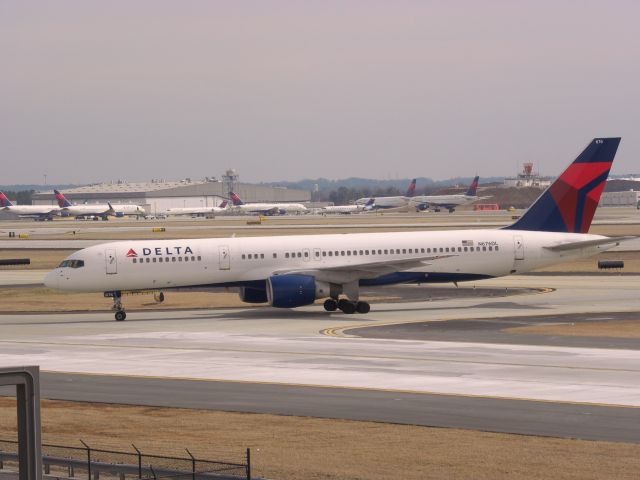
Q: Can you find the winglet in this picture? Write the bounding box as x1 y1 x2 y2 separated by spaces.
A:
506 138 621 233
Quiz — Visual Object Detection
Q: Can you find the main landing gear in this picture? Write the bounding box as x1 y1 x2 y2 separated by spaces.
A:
323 298 370 314
111 292 126 321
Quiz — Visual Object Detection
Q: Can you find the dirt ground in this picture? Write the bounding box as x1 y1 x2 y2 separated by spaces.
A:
506 319 640 338
0 398 638 480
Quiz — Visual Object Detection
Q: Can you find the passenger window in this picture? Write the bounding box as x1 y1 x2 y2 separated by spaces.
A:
261 254 265 259
146 258 150 263
489 246 493 251
178 257 183 261
458 247 462 252
297 252 302 258
439 248 443 253
303 252 308 258
445 248 449 252
408 249 412 254
421 248 425 253
285 253 289 258
329 251 333 256
242 254 246 259
273 253 278 258
495 246 499 251
197 256 202 261
384 249 388 254
322 252 326 257
172 257 177 262
341 251 345 256
159 258 163 263
133 258 137 264
402 249 407 254
191 256 196 261
426 248 430 253
365 250 369 255
464 247 468 252
482 246 487 251
359 250 363 255
347 251 351 256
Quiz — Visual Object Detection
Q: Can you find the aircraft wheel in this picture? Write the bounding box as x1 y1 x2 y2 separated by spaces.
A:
355 301 370 314
115 311 127 321
338 299 356 314
323 299 338 312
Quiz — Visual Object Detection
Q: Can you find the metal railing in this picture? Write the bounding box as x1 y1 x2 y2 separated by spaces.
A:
0 440 251 480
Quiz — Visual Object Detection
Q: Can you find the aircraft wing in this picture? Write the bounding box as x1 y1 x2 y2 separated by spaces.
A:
543 236 636 252
273 254 456 282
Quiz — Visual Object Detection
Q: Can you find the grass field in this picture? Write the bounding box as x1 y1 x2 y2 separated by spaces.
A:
0 398 638 480
506 319 640 338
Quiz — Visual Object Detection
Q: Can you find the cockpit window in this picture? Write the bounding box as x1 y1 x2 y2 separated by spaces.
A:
58 259 85 268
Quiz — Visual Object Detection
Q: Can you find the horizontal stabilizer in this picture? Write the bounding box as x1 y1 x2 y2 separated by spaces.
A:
543 236 636 252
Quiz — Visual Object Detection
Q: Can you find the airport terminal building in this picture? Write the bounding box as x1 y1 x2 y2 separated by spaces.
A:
31 179 310 214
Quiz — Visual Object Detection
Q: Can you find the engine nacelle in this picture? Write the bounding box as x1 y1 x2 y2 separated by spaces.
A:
238 286 268 303
267 274 325 308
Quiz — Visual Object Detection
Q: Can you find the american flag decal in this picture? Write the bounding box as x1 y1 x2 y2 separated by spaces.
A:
462 240 474 247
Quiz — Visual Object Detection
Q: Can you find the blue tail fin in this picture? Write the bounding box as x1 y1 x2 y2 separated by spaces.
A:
506 138 620 233
465 176 479 196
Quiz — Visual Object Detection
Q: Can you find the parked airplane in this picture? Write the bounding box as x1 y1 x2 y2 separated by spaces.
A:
410 176 491 212
321 198 375 214
0 191 60 220
45 138 628 321
54 190 145 220
165 200 228 217
229 192 308 215
355 179 416 209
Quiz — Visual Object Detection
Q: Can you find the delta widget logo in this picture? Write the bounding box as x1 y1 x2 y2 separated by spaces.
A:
126 249 138 257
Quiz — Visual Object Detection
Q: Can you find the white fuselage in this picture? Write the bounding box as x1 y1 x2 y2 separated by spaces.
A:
355 196 409 209
45 229 611 293
232 203 308 215
2 205 61 217
321 205 367 214
165 206 227 216
409 194 488 209
63 204 144 217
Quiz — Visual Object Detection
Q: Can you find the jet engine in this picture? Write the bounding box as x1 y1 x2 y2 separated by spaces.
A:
238 285 269 303
266 274 333 308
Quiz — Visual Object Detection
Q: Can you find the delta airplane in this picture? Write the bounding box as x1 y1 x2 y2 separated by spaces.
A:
229 192 308 215
45 138 629 321
355 179 416 209
410 176 492 213
165 200 228 217
321 198 375 214
0 192 60 220
55 190 145 220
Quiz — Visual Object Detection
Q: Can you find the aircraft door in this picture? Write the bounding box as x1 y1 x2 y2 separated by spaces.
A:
105 248 117 274
303 248 310 262
313 248 322 261
218 245 230 270
514 235 525 260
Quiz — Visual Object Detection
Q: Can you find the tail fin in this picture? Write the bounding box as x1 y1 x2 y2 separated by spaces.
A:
405 179 417 197
229 192 244 206
363 198 376 209
54 190 72 208
219 200 228 209
506 138 620 233
465 176 480 196
0 191 14 207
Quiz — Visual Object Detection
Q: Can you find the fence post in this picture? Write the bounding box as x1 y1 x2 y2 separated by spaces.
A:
132 444 142 479
80 440 91 480
246 448 251 480
185 449 195 480
149 465 157 480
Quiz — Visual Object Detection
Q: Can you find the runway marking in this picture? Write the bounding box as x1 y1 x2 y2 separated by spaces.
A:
2 339 640 373
321 286 557 338
40 370 640 410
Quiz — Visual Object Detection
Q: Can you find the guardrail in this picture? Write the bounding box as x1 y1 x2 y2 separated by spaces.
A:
0 440 252 480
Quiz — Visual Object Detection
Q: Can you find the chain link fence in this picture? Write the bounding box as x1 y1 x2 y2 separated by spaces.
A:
0 439 251 480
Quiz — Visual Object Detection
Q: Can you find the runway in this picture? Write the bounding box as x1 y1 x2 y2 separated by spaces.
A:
1 275 639 441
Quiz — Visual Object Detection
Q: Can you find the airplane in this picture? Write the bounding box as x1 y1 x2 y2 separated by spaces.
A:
54 190 145 220
354 179 416 210
0 191 60 221
229 192 308 215
409 175 492 213
45 138 629 321
165 200 229 217
320 198 375 214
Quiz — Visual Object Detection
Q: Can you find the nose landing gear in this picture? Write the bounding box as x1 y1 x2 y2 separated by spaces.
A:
111 292 126 321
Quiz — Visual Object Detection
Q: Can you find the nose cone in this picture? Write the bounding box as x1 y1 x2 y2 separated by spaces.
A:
43 269 59 289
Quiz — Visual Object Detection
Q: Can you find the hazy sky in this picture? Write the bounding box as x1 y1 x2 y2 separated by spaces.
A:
2 1 639 185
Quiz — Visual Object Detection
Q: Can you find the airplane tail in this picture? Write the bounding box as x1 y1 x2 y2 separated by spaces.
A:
465 176 480 196
506 138 620 233
229 192 244 206
219 200 228 209
0 191 14 207
54 190 73 208
363 198 375 210
405 179 417 197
